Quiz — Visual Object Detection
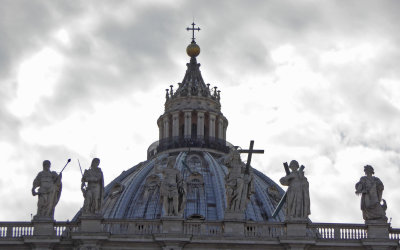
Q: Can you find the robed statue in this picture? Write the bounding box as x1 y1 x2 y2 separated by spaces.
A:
224 149 254 213
32 160 62 220
279 160 310 221
160 157 186 217
81 158 104 215
355 165 387 222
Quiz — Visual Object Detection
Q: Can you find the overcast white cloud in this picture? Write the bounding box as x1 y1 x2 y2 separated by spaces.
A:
1 0 400 226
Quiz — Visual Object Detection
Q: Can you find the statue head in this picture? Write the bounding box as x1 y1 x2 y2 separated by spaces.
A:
232 150 241 162
226 149 241 165
289 160 299 171
91 158 100 169
42 160 51 171
364 165 374 175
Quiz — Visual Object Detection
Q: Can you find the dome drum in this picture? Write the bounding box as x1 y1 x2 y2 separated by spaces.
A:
153 110 228 157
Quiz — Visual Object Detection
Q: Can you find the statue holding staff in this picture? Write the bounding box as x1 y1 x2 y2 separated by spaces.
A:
32 159 70 220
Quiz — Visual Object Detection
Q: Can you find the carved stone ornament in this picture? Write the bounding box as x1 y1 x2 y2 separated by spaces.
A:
31 160 62 221
160 157 186 217
224 150 254 214
267 185 282 206
355 165 387 222
279 160 310 222
81 158 104 216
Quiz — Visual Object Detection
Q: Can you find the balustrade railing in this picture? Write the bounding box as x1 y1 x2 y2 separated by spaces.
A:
54 221 79 237
309 223 367 240
1 220 397 242
183 221 223 236
147 136 234 158
0 222 34 237
389 228 400 240
102 219 162 235
245 222 285 237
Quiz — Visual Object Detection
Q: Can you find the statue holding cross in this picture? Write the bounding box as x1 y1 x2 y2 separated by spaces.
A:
274 160 311 222
224 140 264 216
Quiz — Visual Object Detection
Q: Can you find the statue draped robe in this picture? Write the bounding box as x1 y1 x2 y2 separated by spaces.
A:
280 170 310 221
32 170 62 219
355 176 387 221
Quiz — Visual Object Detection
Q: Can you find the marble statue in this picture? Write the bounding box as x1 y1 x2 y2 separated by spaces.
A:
224 150 254 213
81 158 104 215
355 165 387 222
31 160 62 220
279 160 310 221
160 157 186 216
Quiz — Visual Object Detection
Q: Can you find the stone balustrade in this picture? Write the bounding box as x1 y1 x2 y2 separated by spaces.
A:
1 220 398 249
0 222 34 237
309 222 368 239
0 220 394 240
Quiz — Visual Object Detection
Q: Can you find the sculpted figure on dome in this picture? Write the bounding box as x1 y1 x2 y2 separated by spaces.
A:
225 149 254 213
143 159 162 200
160 157 186 217
267 185 282 206
81 158 104 215
355 165 387 222
279 160 310 221
32 160 62 220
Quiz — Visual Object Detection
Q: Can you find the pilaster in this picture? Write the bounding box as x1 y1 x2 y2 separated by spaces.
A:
184 110 192 138
163 116 170 139
197 111 205 138
209 112 216 138
172 112 180 137
217 117 224 139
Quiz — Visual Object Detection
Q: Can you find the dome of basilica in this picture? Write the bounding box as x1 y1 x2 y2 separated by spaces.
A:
96 33 286 223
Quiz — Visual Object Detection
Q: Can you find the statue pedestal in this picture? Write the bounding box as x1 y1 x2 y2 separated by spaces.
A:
366 221 390 239
161 217 184 234
224 220 245 236
285 220 308 237
224 211 245 236
79 214 103 232
32 218 55 236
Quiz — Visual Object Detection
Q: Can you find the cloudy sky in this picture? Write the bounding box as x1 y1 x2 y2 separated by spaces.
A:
1 0 400 226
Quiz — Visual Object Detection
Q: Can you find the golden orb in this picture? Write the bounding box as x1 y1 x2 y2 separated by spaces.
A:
186 42 200 57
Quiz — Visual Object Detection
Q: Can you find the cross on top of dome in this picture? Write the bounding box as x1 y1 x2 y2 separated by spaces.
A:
186 22 200 42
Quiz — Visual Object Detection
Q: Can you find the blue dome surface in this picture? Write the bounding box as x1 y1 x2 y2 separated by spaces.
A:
101 151 286 222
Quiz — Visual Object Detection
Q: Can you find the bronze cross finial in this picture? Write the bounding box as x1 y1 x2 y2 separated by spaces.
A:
186 22 201 42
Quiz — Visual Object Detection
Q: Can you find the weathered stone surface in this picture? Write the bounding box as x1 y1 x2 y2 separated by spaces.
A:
280 160 310 222
31 160 62 221
81 158 104 216
224 149 254 214
160 157 186 217
355 165 387 222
